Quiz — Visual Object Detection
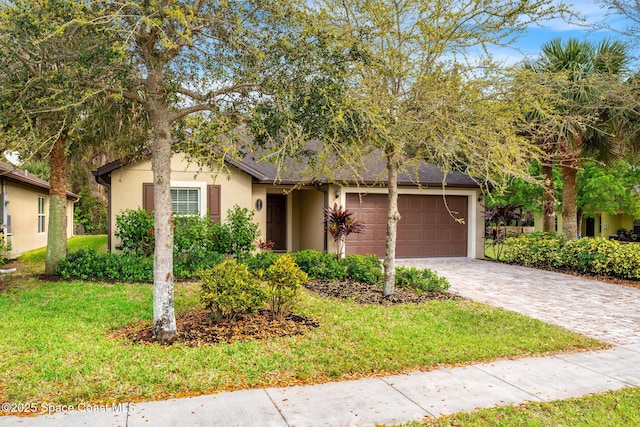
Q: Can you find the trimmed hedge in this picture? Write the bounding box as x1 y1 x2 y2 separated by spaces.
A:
293 250 347 280
502 232 563 268
56 249 153 282
291 250 448 292
502 234 640 280
341 254 382 285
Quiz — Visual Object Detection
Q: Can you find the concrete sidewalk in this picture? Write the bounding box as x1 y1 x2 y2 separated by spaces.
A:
2 259 639 426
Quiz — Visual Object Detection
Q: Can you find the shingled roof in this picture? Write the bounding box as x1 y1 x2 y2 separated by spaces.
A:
95 149 480 189
227 148 480 188
0 161 79 199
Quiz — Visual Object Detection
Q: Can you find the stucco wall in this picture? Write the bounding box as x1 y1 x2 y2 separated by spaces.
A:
297 189 325 252
600 212 634 237
3 182 75 258
108 153 254 251
533 212 563 234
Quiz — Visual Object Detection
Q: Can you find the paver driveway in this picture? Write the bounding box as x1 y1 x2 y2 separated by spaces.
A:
397 258 640 345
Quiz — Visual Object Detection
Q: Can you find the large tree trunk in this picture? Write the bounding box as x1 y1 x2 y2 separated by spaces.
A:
383 150 401 297
45 135 67 275
541 163 556 233
149 73 177 341
561 158 579 240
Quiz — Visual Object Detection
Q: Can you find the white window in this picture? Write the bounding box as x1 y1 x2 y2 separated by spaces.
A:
171 188 200 216
38 196 46 233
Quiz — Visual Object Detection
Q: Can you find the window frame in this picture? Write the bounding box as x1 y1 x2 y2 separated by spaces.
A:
169 181 207 218
37 196 46 233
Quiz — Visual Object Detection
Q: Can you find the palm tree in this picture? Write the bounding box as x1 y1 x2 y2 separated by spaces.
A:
525 38 628 239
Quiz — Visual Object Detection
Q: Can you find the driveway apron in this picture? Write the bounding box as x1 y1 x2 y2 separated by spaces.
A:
397 258 640 345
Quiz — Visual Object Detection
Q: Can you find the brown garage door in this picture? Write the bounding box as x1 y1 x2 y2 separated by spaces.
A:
345 193 468 258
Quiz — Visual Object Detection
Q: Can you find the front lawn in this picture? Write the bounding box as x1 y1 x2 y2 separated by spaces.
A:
16 234 108 264
413 387 640 426
0 278 603 409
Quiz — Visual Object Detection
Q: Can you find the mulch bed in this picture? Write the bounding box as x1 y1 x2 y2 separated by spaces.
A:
554 268 640 290
111 309 320 347
303 279 460 305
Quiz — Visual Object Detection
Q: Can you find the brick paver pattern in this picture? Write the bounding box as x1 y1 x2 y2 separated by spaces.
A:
397 258 640 345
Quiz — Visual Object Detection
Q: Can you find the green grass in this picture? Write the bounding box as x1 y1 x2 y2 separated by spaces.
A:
408 387 640 426
0 278 603 407
17 235 108 264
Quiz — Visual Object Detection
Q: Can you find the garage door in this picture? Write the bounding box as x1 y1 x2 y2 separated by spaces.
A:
345 193 468 258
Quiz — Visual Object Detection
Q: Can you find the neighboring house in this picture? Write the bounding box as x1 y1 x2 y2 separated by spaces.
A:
534 211 639 239
580 212 639 239
94 152 485 258
0 162 78 259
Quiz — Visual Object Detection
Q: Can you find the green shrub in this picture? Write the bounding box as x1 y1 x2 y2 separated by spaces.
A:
560 237 618 275
212 205 260 262
114 209 155 257
0 233 9 264
55 249 153 282
293 249 347 280
341 254 382 284
395 266 450 293
263 254 308 318
246 250 280 273
113 208 234 277
175 251 225 279
502 232 563 268
74 187 108 235
199 260 266 322
610 243 640 280
173 216 223 277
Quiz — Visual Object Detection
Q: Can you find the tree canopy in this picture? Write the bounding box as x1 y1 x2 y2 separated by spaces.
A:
0 0 146 273
256 0 571 296
522 38 633 239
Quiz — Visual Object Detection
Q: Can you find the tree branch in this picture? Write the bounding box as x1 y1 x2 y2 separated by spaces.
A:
87 81 146 104
176 83 259 103
171 103 215 122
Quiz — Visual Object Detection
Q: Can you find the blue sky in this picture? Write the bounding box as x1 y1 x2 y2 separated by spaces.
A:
489 0 638 66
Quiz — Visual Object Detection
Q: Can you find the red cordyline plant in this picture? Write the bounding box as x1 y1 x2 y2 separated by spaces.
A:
324 203 365 258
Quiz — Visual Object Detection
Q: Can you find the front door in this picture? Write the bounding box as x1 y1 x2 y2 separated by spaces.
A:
586 217 595 237
267 194 287 251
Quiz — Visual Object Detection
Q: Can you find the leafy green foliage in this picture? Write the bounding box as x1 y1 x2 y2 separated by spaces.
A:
560 238 618 274
395 267 450 293
212 206 260 262
341 254 382 284
0 233 9 264
74 187 108 235
114 209 229 277
611 244 640 280
199 260 267 322
246 251 280 273
55 249 153 282
114 209 155 257
578 161 640 219
293 250 347 280
263 254 308 318
502 233 564 268
523 38 632 239
502 234 640 280
173 216 223 278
